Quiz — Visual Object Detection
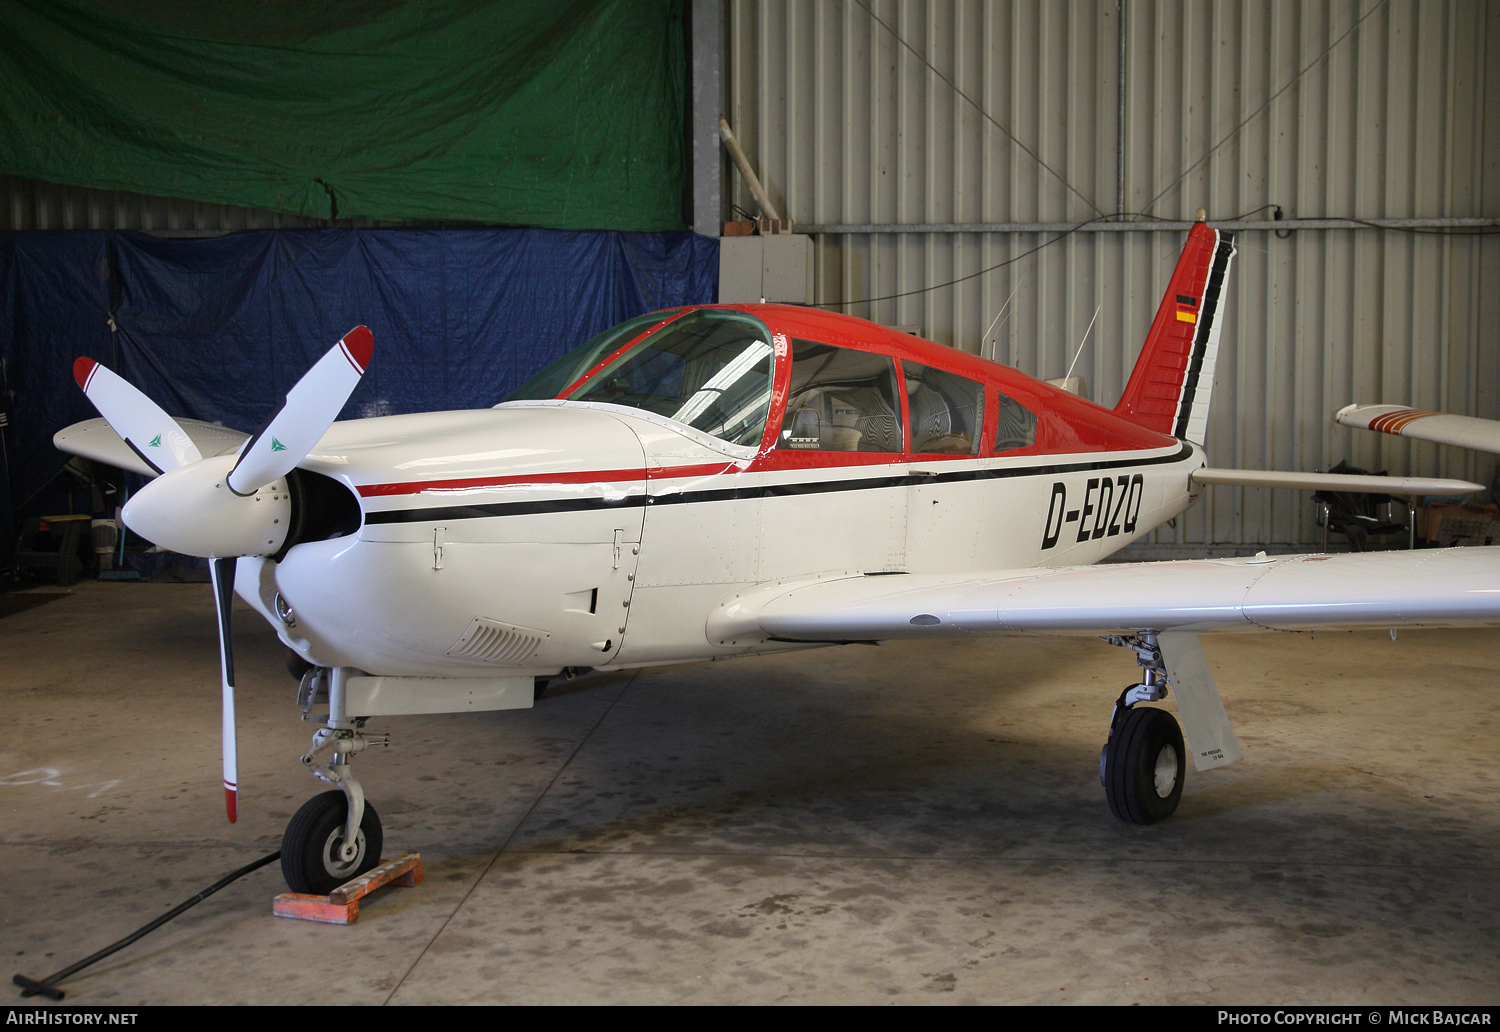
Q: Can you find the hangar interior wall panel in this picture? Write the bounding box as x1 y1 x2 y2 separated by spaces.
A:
728 0 1500 554
1 174 330 234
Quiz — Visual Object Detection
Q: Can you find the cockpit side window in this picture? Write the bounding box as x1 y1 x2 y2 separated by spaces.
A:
564 309 774 447
904 363 984 455
777 340 903 453
994 388 1038 451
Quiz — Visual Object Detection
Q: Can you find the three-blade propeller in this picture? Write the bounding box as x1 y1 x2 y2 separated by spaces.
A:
72 328 373 822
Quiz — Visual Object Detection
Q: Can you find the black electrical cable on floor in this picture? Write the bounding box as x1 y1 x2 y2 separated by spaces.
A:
12 849 282 1001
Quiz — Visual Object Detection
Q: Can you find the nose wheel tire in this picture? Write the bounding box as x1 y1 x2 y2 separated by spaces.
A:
281 790 383 895
1101 705 1185 825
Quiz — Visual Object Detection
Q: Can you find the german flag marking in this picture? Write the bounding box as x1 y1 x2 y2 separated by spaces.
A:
1175 310 1197 324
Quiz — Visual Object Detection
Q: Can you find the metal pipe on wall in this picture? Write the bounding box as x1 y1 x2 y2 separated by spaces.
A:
1116 0 1126 219
799 218 1500 234
718 115 780 222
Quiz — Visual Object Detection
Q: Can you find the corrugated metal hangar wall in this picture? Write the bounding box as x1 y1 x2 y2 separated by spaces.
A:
724 0 1500 555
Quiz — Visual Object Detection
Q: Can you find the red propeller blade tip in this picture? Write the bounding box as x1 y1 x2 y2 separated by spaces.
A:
225 787 238 824
72 357 98 391
340 325 374 374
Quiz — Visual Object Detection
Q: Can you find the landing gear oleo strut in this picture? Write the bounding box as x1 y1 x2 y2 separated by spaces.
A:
284 666 387 894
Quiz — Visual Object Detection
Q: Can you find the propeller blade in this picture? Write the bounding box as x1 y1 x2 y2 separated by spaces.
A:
227 326 373 496
72 358 202 474
209 557 239 823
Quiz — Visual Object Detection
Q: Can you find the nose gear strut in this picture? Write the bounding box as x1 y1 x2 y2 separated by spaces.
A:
283 666 389 889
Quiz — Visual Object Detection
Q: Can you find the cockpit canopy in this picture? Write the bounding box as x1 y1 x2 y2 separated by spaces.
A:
506 305 1048 456
508 309 775 447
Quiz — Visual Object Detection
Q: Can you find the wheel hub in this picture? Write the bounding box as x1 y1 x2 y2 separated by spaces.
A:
1153 744 1179 798
322 827 366 877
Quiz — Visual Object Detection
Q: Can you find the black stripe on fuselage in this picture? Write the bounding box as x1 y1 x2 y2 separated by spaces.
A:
362 443 1195 525
1172 231 1235 441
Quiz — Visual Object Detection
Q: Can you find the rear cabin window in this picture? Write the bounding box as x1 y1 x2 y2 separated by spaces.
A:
778 340 903 453
905 363 984 455
994 389 1038 451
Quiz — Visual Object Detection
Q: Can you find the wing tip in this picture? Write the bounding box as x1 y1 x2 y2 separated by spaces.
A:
225 785 238 823
72 357 98 391
341 325 373 373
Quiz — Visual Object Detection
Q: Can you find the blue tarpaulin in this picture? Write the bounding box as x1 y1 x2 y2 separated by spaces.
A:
0 228 718 513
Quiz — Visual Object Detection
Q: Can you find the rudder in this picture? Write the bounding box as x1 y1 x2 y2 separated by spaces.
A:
1114 222 1236 445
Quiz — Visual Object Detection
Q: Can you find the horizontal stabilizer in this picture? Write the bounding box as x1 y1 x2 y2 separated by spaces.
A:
54 417 250 477
1192 467 1480 496
707 548 1500 642
1336 404 1500 455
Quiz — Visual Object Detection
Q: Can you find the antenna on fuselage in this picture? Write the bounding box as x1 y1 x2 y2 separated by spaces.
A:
980 278 1024 363
1063 305 1101 381
1047 304 1100 398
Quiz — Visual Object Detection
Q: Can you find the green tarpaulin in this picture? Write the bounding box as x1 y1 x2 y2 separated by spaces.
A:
0 0 687 230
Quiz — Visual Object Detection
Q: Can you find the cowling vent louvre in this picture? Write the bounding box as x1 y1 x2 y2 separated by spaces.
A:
447 617 550 665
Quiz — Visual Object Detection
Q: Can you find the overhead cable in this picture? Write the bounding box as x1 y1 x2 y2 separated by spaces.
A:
852 0 1106 218
1140 0 1391 216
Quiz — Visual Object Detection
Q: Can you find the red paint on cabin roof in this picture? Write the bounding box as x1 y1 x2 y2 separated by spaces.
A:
685 304 1178 455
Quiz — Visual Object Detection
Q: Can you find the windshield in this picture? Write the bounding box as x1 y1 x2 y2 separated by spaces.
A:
566 309 775 447
506 309 680 402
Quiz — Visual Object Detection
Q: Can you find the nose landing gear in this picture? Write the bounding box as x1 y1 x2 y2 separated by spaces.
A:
282 790 384 895
283 666 388 894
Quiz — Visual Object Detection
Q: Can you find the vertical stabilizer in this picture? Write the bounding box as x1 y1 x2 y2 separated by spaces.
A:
1114 223 1236 445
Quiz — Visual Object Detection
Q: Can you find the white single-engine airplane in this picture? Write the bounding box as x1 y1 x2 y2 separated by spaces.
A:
54 221 1500 895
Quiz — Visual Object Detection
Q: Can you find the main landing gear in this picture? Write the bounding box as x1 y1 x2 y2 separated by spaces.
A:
1099 633 1186 825
283 666 388 894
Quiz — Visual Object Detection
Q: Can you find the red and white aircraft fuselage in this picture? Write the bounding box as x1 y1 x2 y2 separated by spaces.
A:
259 349 1200 680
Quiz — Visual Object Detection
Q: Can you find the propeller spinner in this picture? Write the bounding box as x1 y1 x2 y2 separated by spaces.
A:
74 327 374 822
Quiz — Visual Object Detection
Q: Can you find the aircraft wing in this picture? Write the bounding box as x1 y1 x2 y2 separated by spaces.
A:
1337 404 1500 455
708 548 1500 644
53 417 250 477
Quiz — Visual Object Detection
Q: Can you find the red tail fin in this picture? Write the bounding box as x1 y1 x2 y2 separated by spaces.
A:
1114 223 1235 445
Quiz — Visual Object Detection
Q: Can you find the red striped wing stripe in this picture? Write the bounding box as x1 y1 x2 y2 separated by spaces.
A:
1369 409 1439 435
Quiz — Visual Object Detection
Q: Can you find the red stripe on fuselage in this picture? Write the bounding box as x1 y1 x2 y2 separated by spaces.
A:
353 445 1177 500
356 461 741 497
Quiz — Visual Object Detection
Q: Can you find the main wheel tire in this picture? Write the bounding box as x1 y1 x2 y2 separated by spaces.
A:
1102 706 1185 825
281 790 383 895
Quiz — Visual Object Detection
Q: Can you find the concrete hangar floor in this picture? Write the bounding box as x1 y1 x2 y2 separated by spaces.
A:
1 579 1497 1006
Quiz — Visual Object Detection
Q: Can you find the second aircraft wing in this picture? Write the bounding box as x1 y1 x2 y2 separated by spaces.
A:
1337 404 1500 455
